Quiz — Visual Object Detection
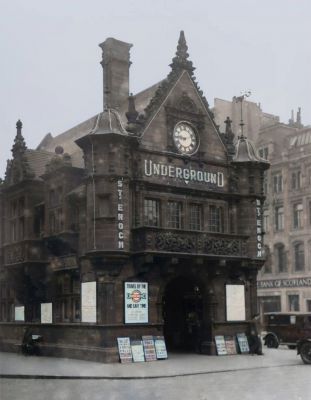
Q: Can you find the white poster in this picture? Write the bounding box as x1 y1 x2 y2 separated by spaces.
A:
154 336 168 359
215 335 228 355
15 306 25 321
81 281 97 323
125 282 148 324
131 340 145 362
226 284 246 321
41 303 52 324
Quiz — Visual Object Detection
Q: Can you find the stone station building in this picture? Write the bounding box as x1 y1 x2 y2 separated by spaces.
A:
0 32 269 362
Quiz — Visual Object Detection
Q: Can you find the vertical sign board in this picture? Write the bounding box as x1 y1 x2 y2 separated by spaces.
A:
237 333 250 353
225 335 237 355
154 336 168 359
15 306 25 321
226 284 246 321
41 303 52 324
117 337 133 363
124 282 148 324
81 281 97 323
117 178 125 250
256 199 263 258
142 336 157 361
215 335 227 355
131 340 145 362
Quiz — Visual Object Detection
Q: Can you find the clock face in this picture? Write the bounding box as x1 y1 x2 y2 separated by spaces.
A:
173 122 197 154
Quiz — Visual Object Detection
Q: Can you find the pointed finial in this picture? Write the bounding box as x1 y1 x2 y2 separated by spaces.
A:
297 107 302 126
16 119 23 131
234 91 251 139
170 31 194 75
224 116 233 135
126 93 138 123
12 119 27 157
176 31 188 60
126 93 141 134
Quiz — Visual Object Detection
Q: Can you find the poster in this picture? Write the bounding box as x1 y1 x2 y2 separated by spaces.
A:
154 336 168 359
131 340 145 362
215 335 227 355
142 335 157 361
41 302 52 324
225 335 237 355
237 333 250 353
124 282 148 324
14 306 25 321
81 281 97 323
117 337 133 363
226 284 246 321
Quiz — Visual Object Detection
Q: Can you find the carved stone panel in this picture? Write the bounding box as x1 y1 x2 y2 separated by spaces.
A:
133 228 248 257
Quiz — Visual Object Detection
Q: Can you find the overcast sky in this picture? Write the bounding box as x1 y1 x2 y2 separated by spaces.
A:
1 0 310 178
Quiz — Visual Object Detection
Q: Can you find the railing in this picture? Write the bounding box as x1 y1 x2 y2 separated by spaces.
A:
132 227 248 257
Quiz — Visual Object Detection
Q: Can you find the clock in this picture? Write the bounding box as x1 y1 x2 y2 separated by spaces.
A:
173 122 198 155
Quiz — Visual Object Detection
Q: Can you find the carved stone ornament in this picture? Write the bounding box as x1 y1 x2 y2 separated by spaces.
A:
5 244 25 264
152 231 247 257
205 238 246 256
156 232 195 253
142 31 214 134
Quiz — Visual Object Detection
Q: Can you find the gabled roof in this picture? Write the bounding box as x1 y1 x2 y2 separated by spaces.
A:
25 149 54 178
35 32 226 165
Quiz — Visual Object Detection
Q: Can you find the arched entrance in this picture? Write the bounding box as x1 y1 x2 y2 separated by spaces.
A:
162 276 203 351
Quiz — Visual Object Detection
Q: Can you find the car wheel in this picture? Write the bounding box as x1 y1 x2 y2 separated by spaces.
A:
300 342 311 364
265 335 279 348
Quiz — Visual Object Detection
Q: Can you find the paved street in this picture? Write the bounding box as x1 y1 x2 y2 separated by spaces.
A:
1 347 310 400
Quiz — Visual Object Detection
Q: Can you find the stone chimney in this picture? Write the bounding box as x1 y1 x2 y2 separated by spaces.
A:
99 38 132 110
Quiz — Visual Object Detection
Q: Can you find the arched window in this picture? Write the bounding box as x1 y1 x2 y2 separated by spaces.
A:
274 243 287 273
294 242 305 271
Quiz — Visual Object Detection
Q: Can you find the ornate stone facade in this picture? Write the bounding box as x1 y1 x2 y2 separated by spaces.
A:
0 32 268 362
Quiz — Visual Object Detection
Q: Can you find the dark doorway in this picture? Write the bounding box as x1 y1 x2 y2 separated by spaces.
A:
162 276 203 351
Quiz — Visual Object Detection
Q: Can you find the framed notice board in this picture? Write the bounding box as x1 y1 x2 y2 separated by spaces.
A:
225 335 237 355
117 337 133 363
237 333 250 353
124 282 148 324
131 340 145 362
154 336 168 359
142 335 157 362
215 335 227 355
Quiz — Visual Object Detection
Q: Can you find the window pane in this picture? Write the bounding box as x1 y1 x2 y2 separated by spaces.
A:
273 173 283 193
288 295 300 312
263 245 272 273
293 203 303 229
190 204 202 230
263 211 269 233
209 205 224 233
144 199 160 227
167 201 182 229
294 243 305 271
275 206 284 231
259 296 281 313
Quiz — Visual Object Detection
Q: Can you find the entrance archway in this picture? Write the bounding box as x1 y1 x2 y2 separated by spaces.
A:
162 276 203 351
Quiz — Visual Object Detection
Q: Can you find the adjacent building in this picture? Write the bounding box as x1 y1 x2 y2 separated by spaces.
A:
214 98 311 315
0 32 268 362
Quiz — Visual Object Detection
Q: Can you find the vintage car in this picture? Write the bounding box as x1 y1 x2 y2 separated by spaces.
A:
297 339 311 364
261 312 311 349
